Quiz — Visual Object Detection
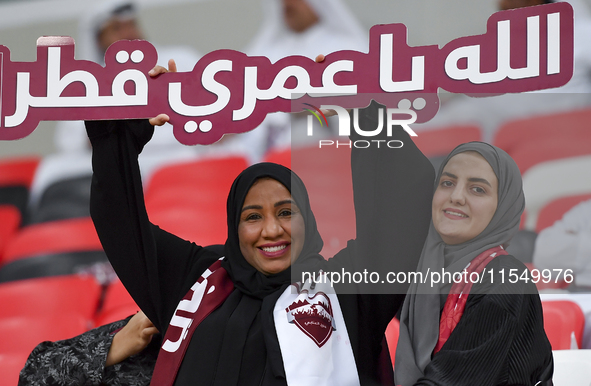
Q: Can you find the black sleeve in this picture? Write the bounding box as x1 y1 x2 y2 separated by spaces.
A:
348 101 434 294
86 119 212 333
332 102 435 385
415 257 553 386
415 295 520 386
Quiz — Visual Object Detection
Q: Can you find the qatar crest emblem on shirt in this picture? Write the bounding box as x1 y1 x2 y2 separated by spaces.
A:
286 285 336 348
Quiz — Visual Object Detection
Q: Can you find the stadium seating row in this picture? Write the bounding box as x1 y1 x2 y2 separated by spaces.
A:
0 275 138 385
2 108 590 260
0 107 590 384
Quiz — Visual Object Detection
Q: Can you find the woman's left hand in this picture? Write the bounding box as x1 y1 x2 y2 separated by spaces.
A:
148 58 178 77
147 59 178 126
106 311 159 367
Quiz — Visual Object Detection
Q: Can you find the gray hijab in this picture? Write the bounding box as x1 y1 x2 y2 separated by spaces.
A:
394 142 525 385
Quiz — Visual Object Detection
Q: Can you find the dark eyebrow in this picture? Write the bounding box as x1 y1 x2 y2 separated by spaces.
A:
468 177 492 188
241 199 295 213
241 204 262 212
275 199 295 207
441 171 457 179
441 172 492 188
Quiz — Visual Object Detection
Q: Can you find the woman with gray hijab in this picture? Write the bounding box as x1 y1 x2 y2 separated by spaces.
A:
395 142 553 385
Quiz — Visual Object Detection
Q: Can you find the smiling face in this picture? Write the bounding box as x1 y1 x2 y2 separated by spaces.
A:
432 152 499 245
238 178 305 275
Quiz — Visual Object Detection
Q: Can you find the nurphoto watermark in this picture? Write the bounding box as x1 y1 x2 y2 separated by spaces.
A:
304 99 424 149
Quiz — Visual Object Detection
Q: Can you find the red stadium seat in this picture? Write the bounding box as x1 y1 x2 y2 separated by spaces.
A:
0 217 106 282
493 107 591 156
0 156 40 188
521 155 591 230
0 313 90 355
509 138 591 175
145 155 248 203
0 156 41 221
542 300 585 350
0 313 90 386
0 205 21 264
0 351 30 386
385 317 400 367
0 275 101 320
263 147 292 168
536 193 591 233
98 279 138 315
292 145 355 258
2 217 102 264
145 156 248 245
94 305 140 327
149 205 227 245
410 125 482 158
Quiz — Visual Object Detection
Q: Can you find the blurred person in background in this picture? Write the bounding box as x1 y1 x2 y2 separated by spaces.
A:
533 198 591 292
73 0 267 166
244 0 368 152
534 198 591 350
28 0 201 224
27 0 267 225
53 0 202 157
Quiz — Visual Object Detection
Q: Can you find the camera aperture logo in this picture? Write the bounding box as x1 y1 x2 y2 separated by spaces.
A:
304 100 420 149
303 103 329 128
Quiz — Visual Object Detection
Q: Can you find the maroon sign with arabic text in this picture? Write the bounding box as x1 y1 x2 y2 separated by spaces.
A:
0 3 573 145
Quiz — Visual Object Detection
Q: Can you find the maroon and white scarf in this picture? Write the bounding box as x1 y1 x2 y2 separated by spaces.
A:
274 271 359 385
151 265 359 386
150 258 234 386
